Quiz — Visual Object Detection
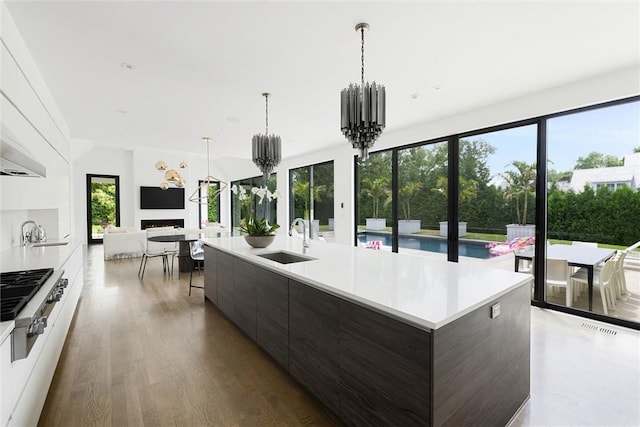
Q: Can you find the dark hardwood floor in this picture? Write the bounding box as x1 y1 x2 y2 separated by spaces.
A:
38 245 341 427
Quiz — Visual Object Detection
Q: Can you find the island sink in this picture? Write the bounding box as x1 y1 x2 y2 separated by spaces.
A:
257 251 316 264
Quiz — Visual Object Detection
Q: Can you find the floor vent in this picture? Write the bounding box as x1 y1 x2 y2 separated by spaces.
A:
580 322 618 336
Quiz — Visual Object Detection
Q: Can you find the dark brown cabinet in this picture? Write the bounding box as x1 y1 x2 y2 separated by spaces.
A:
203 245 217 304
216 250 236 320
339 300 431 426
233 258 257 340
256 268 289 368
289 280 340 414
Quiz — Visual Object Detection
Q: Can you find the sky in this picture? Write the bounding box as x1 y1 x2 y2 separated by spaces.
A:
473 100 640 180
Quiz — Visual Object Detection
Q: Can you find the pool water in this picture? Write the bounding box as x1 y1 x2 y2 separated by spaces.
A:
358 232 494 259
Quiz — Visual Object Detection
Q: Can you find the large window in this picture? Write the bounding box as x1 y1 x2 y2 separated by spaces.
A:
230 174 277 230
546 100 640 321
289 161 334 237
355 151 392 246
457 125 537 263
397 142 448 255
352 96 639 329
198 180 220 228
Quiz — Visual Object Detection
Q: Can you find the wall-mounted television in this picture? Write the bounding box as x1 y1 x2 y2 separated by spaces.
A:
140 186 185 209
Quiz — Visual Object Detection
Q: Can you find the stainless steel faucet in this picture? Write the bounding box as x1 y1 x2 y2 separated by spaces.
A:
20 220 43 245
289 218 309 254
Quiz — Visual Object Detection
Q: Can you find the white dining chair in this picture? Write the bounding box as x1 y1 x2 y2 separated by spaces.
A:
571 257 616 315
546 258 573 307
145 228 178 277
612 250 628 298
513 247 533 273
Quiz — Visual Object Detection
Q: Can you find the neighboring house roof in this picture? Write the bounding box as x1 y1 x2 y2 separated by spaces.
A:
568 153 640 191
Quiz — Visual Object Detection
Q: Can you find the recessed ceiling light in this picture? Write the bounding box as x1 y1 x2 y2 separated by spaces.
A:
433 85 442 91
410 93 420 99
120 62 135 70
116 109 127 114
226 117 240 123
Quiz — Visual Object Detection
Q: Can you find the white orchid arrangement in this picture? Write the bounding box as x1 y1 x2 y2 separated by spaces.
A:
231 184 282 236
231 184 282 205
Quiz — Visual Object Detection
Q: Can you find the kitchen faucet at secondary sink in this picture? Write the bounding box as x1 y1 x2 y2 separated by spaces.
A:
21 220 46 245
289 218 309 254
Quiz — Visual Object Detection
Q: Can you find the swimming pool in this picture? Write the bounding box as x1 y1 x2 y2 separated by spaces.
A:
358 232 495 259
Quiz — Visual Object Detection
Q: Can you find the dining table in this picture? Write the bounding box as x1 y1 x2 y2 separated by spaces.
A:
514 244 616 311
148 230 239 273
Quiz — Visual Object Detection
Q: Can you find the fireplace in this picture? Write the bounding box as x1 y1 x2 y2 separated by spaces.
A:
141 219 184 229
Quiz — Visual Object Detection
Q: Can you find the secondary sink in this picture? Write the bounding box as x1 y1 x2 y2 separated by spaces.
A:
257 251 316 264
30 241 69 247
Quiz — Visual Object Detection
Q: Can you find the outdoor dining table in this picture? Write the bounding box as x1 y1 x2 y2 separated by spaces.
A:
514 244 616 311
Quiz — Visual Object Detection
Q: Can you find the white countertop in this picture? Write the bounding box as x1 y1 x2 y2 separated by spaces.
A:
203 235 532 330
0 239 81 344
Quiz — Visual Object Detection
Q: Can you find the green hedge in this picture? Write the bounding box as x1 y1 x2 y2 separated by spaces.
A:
548 186 640 246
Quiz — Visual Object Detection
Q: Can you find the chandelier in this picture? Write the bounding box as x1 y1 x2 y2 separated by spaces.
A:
188 137 228 205
340 22 386 160
252 92 281 183
156 160 187 190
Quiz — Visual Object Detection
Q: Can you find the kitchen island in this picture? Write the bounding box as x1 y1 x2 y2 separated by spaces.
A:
203 235 532 426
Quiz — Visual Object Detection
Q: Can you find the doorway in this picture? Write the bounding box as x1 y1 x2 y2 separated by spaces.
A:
86 174 120 244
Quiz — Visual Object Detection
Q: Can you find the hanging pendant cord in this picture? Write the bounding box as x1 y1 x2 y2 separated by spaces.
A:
361 26 365 89
206 138 211 179
265 94 269 135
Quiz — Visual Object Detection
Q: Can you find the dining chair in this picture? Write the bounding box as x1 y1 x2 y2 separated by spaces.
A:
138 239 170 279
571 257 616 315
545 258 573 307
612 250 628 298
188 240 205 295
513 247 533 273
147 228 179 276
570 241 599 295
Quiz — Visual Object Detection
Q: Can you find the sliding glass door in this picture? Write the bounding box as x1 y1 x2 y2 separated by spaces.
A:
546 100 640 322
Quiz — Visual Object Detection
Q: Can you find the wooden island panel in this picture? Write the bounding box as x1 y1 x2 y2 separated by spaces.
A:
339 299 431 426
233 258 257 340
203 245 217 304
288 279 340 415
255 267 289 369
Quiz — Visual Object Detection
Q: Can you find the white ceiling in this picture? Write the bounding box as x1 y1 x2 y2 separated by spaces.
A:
5 1 639 160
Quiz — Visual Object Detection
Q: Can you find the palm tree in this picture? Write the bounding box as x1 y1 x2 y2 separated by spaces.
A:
361 177 391 218
499 161 536 225
399 182 421 220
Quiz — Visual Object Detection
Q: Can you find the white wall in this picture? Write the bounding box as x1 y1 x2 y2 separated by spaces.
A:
70 145 134 244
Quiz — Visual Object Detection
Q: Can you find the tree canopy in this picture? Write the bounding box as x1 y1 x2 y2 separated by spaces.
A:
574 152 623 169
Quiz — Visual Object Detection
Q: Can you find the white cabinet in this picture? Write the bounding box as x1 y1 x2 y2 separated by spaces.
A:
1 35 71 238
0 335 15 427
3 245 83 427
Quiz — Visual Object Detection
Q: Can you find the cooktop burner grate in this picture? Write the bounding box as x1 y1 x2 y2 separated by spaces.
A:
0 268 54 321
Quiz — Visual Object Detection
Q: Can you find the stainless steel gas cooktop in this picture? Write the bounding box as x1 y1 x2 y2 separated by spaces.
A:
0 268 54 322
